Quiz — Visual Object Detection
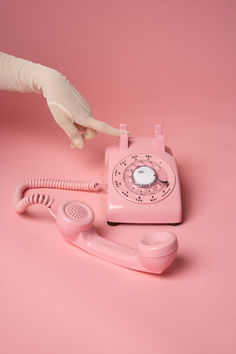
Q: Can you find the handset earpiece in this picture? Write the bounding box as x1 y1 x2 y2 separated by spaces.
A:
56 200 178 274
56 200 95 241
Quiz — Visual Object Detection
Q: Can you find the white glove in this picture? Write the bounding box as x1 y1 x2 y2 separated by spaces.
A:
0 52 127 148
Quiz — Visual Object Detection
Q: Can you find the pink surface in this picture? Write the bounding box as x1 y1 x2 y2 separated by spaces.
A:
1 1 236 353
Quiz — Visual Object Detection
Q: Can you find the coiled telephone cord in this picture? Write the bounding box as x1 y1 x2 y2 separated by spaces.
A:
14 179 104 217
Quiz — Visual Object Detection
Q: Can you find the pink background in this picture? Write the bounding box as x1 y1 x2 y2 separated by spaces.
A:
1 0 236 353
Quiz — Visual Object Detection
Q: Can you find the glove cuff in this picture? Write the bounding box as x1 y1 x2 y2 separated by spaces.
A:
0 51 57 94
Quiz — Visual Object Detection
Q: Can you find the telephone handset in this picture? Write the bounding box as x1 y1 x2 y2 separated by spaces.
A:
14 124 181 274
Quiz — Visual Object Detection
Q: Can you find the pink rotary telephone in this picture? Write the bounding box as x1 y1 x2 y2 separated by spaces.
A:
14 124 181 274
105 124 182 225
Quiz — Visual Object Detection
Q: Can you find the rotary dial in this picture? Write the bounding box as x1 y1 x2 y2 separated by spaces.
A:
112 154 175 204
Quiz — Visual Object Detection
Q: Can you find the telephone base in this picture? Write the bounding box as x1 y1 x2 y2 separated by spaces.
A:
105 124 182 225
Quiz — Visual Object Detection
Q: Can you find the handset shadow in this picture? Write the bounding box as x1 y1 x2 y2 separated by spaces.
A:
159 255 191 277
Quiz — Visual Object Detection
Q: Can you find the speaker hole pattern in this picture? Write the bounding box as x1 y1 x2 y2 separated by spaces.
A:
65 204 88 221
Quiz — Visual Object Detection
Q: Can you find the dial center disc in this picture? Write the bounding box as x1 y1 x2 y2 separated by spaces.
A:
132 166 156 187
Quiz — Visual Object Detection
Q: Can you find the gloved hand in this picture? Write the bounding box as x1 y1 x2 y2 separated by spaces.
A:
0 52 127 148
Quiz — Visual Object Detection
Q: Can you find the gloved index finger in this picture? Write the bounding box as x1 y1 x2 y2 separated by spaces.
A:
83 117 129 137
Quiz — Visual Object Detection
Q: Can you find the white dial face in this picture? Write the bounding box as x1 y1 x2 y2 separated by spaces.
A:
132 166 156 187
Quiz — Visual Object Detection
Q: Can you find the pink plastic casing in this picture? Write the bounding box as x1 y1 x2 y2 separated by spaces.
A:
56 201 178 274
105 124 182 224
